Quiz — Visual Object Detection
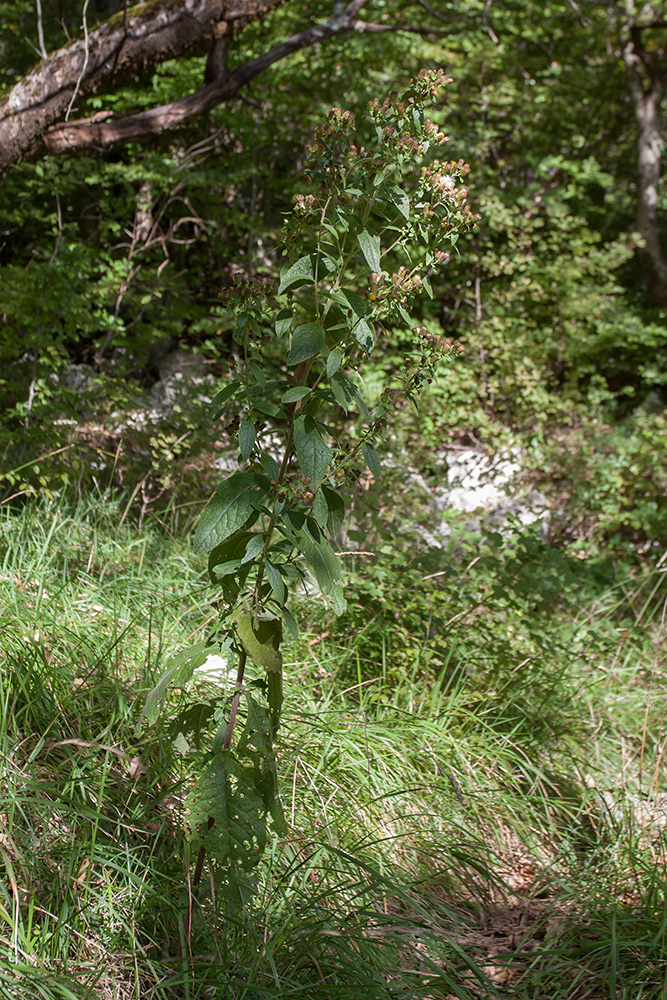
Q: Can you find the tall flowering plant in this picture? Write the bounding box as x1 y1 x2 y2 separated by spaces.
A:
142 69 479 917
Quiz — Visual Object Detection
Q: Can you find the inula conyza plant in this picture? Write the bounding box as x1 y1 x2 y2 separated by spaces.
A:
141 70 479 922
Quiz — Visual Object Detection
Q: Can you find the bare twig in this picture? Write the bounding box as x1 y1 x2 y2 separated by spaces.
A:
35 0 47 58
48 166 63 264
65 0 90 121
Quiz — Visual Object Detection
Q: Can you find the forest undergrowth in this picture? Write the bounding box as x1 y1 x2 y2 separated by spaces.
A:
1 493 666 1000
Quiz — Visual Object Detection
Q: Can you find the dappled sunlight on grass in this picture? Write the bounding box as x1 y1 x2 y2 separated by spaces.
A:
0 497 665 997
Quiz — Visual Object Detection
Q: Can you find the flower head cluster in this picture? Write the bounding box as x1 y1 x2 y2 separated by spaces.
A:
219 274 276 308
368 267 424 311
293 193 318 217
422 158 469 190
409 67 453 103
423 118 449 144
419 328 464 360
306 107 356 165
369 69 452 157
369 69 452 121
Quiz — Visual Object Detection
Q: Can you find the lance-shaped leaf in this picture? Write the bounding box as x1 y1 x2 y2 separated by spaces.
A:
265 559 287 605
326 347 343 377
362 442 382 481
281 385 311 404
287 323 325 366
275 308 293 337
341 288 367 318
208 529 254 581
210 379 242 416
330 371 367 416
296 524 342 598
321 485 346 537
194 474 270 554
238 416 255 461
352 316 374 353
312 489 328 531
282 606 299 640
357 229 381 272
294 414 332 486
385 182 410 219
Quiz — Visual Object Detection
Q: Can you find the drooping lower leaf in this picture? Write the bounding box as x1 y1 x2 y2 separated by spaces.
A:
186 751 266 870
241 695 284 823
139 642 219 729
235 610 283 672
265 559 287 605
296 525 342 598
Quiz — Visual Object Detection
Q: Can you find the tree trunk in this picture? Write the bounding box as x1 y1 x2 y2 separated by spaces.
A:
623 23 667 305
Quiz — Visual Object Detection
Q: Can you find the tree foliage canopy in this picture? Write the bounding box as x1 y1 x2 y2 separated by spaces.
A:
1 0 666 542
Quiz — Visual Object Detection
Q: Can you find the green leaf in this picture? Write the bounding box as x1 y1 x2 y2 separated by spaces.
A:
352 317 374 353
241 695 285 827
326 348 343 377
241 533 265 564
281 385 311 403
248 360 266 386
210 380 242 410
208 530 254 581
294 414 332 486
265 559 287 605
266 671 283 737
362 442 381 481
238 416 255 461
282 606 299 640
235 611 283 673
275 308 293 337
194 474 270 554
287 323 325 366
385 182 410 220
259 453 280 480
357 229 381 272
251 397 282 418
278 255 315 294
313 488 328 531
330 372 367 416
169 702 216 750
208 530 257 602
330 581 347 615
341 288 367 318
296 527 342 596
422 274 433 298
321 485 346 538
186 750 266 869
